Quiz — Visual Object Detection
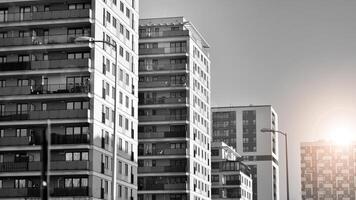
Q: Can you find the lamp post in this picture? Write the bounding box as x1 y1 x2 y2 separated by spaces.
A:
260 128 289 200
75 36 118 199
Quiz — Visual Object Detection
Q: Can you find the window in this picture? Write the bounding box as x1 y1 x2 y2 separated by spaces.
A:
126 29 130 40
65 152 88 161
112 17 117 27
18 55 30 62
125 96 129 108
125 118 129 130
67 52 90 59
15 179 26 188
126 7 130 18
119 69 124 81
17 103 28 114
119 46 124 56
0 9 8 22
66 101 89 110
119 115 123 127
120 1 124 12
68 3 90 10
16 129 27 137
0 32 7 38
106 11 111 23
0 105 4 116
119 92 123 104
0 80 5 88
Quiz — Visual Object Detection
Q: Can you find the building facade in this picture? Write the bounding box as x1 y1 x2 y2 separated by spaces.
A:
0 0 138 199
212 105 279 200
211 142 252 200
138 17 211 200
301 141 356 200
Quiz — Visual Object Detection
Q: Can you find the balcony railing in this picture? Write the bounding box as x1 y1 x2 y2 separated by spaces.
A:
52 187 89 196
0 84 90 96
139 148 187 156
0 136 32 146
0 34 89 47
0 188 40 197
0 109 89 121
1 9 91 23
139 81 187 88
139 131 187 139
138 165 187 173
139 183 188 190
139 47 187 55
0 58 91 72
138 114 187 122
139 30 189 38
0 161 89 172
139 97 187 105
139 63 187 72
0 187 89 197
51 134 89 145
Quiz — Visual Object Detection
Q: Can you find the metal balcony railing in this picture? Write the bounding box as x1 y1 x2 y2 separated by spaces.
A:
138 81 187 88
139 183 188 190
139 148 187 156
138 165 187 173
139 30 189 38
138 114 187 122
139 63 187 72
138 131 187 139
0 83 90 96
0 58 90 72
139 97 187 105
139 47 187 55
0 33 90 47
0 9 91 23
0 109 89 121
0 161 89 172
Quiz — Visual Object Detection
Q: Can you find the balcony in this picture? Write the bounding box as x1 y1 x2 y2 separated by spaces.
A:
52 187 89 196
0 187 88 197
1 9 91 23
0 109 89 122
52 134 89 145
139 47 187 55
139 148 187 156
139 30 189 38
138 165 187 173
0 136 31 146
0 161 89 172
138 114 187 122
0 59 91 72
0 34 88 47
139 97 187 105
0 84 90 96
139 131 187 139
139 183 188 191
139 63 187 72
139 81 187 88
0 188 40 197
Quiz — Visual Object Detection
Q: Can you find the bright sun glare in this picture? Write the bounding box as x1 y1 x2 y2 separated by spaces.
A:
327 121 354 145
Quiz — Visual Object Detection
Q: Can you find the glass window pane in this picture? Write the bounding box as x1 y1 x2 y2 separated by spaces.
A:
73 178 80 187
74 127 81 135
65 153 72 161
65 178 72 187
66 127 73 135
73 152 80 160
74 102 81 109
81 178 88 187
82 152 88 160
66 102 73 110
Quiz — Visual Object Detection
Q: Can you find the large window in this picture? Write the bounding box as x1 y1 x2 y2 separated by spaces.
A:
0 9 8 22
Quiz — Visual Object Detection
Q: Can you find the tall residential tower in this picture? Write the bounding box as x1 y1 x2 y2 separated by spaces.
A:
0 0 138 199
301 141 356 199
138 17 211 200
212 105 279 200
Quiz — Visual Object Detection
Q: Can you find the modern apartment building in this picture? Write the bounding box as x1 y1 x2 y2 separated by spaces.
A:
212 105 279 200
301 140 356 200
0 0 138 199
211 142 252 200
138 17 211 200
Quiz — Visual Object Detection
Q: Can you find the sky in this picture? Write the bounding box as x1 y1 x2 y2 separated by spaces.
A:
140 0 356 199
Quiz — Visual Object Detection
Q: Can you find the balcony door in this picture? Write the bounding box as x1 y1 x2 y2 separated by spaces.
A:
19 7 31 21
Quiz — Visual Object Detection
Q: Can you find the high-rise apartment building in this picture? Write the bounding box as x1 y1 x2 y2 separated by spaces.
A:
212 105 279 200
138 17 211 200
0 0 138 199
211 141 252 200
301 141 356 200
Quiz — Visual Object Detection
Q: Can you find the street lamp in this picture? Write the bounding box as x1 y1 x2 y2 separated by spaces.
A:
75 36 118 199
260 128 289 200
